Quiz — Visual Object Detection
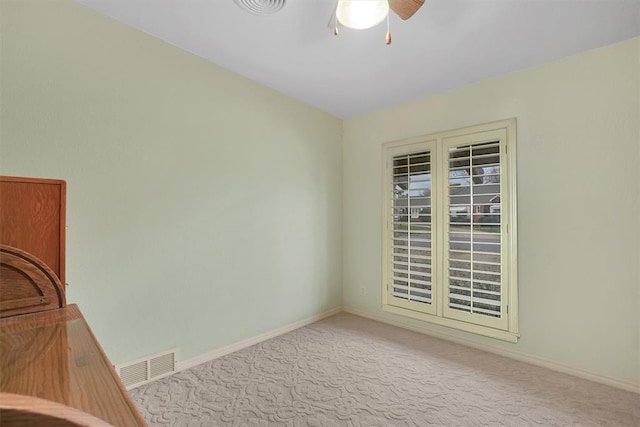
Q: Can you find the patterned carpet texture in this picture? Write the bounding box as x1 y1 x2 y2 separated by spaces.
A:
130 313 640 426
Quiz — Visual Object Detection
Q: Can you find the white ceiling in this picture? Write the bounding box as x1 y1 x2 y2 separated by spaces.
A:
78 0 640 119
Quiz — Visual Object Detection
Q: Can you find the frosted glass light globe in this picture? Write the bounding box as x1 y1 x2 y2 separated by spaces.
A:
336 0 390 30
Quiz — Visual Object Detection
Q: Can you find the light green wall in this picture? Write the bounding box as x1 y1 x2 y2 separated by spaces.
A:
343 38 640 383
0 1 343 364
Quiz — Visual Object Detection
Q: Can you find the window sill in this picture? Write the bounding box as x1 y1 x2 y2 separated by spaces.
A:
382 304 519 343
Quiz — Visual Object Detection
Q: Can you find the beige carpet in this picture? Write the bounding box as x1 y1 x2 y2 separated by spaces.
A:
130 313 639 426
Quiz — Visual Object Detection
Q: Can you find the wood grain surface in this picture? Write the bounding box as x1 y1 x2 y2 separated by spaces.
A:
0 392 114 426
389 0 425 20
0 244 66 317
0 176 66 286
0 305 147 426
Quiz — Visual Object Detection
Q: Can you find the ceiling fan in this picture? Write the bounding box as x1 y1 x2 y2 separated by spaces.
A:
330 0 425 44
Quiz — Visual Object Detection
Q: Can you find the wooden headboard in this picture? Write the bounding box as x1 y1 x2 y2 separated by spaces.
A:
0 244 66 318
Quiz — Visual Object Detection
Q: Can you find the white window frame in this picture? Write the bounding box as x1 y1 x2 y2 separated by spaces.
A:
382 119 519 342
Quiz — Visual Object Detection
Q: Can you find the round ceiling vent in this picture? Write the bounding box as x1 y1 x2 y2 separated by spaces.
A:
234 0 286 15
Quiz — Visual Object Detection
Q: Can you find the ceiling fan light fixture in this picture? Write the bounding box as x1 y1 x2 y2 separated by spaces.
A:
336 0 389 30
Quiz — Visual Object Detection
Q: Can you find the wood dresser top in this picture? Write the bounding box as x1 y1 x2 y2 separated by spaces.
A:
0 304 147 426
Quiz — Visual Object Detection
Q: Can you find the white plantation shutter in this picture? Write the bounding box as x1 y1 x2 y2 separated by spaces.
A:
386 142 436 315
445 140 504 325
382 119 518 342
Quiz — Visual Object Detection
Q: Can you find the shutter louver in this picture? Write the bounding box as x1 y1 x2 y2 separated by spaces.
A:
391 151 433 305
447 141 502 318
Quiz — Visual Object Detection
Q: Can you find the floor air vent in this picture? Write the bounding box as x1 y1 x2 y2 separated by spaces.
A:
116 349 177 389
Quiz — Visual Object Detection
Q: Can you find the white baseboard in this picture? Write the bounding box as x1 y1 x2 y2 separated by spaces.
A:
177 307 343 372
146 304 638 395
343 306 640 394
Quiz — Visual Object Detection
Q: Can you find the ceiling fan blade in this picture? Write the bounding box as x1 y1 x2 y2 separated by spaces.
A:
389 0 425 20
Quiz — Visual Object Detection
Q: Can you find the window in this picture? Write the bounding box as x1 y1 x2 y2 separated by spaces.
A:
382 119 518 342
